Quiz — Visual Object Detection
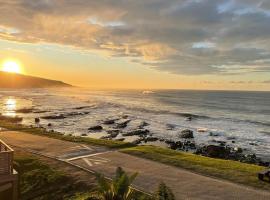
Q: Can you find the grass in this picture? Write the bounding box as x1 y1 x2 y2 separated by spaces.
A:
121 145 270 190
14 151 94 200
0 120 135 149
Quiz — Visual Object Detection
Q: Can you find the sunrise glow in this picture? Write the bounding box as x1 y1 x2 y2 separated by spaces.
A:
2 61 22 74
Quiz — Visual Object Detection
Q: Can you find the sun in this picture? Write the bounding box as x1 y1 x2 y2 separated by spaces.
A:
2 61 22 74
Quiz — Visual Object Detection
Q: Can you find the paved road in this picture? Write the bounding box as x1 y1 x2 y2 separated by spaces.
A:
1 131 270 200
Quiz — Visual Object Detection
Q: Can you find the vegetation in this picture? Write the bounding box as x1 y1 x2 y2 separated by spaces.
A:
154 183 175 200
121 145 270 190
91 167 174 200
14 151 92 200
0 120 135 149
94 167 138 200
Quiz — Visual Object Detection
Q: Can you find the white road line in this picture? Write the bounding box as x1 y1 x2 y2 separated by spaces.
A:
83 158 93 167
66 151 113 161
80 144 94 150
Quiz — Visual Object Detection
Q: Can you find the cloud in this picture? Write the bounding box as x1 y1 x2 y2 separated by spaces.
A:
0 0 270 75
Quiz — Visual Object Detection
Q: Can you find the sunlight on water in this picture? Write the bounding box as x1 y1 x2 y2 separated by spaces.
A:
4 98 17 117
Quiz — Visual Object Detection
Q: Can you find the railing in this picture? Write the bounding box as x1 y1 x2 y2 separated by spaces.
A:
0 139 14 175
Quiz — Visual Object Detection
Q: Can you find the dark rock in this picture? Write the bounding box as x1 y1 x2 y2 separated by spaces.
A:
165 140 183 150
233 147 243 153
132 138 144 145
179 129 194 138
88 125 103 131
65 112 89 117
35 118 40 123
186 116 192 121
144 136 159 142
107 129 120 134
166 124 175 130
122 129 149 136
48 123 52 127
103 119 115 125
16 108 34 113
199 145 230 158
115 120 131 128
75 106 90 110
0 115 23 123
232 141 235 144
209 132 219 137
42 114 66 120
81 133 87 136
139 121 149 129
249 142 258 146
122 115 129 119
115 138 125 141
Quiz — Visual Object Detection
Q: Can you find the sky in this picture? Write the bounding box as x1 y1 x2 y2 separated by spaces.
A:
1 0 270 90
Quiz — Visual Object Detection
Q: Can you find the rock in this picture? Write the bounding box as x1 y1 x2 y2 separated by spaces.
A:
203 145 230 158
35 118 40 123
209 132 219 137
122 129 149 136
144 136 159 142
88 125 103 131
165 140 183 150
166 124 175 130
16 108 34 113
81 133 87 136
107 129 120 134
109 132 119 138
0 115 23 123
186 116 192 121
122 115 129 119
227 136 236 140
42 114 66 120
232 141 235 144
249 142 258 146
138 121 149 129
75 106 90 110
179 129 194 138
233 147 243 153
103 119 115 125
183 140 196 149
48 123 52 127
132 138 144 145
115 138 125 141
115 120 131 128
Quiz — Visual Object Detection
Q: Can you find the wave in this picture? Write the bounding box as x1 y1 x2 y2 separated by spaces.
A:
96 101 270 127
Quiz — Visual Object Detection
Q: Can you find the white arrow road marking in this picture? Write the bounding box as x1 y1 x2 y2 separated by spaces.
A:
66 151 113 161
83 158 93 166
82 156 110 167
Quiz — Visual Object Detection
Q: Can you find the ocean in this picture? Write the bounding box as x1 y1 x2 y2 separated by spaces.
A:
0 88 270 160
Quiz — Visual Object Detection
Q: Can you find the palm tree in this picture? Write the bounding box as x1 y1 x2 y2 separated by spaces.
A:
154 182 175 200
95 167 138 200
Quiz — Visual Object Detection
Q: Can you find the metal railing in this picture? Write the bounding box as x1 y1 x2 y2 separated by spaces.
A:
0 139 14 175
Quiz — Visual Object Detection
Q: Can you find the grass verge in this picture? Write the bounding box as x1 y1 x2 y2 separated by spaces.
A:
14 151 94 200
121 145 270 190
0 120 135 149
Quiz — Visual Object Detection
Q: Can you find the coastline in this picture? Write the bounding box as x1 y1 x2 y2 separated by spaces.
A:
0 119 269 191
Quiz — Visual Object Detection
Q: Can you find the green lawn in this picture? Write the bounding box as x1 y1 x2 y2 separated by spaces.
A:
14 151 94 200
121 145 270 190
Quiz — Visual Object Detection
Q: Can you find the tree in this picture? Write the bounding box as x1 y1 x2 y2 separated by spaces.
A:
154 182 175 200
95 167 138 200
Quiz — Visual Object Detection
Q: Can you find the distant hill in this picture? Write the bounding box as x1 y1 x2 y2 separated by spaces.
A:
0 71 72 88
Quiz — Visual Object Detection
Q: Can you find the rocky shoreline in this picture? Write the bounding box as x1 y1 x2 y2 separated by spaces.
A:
31 112 270 167
1 111 269 167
